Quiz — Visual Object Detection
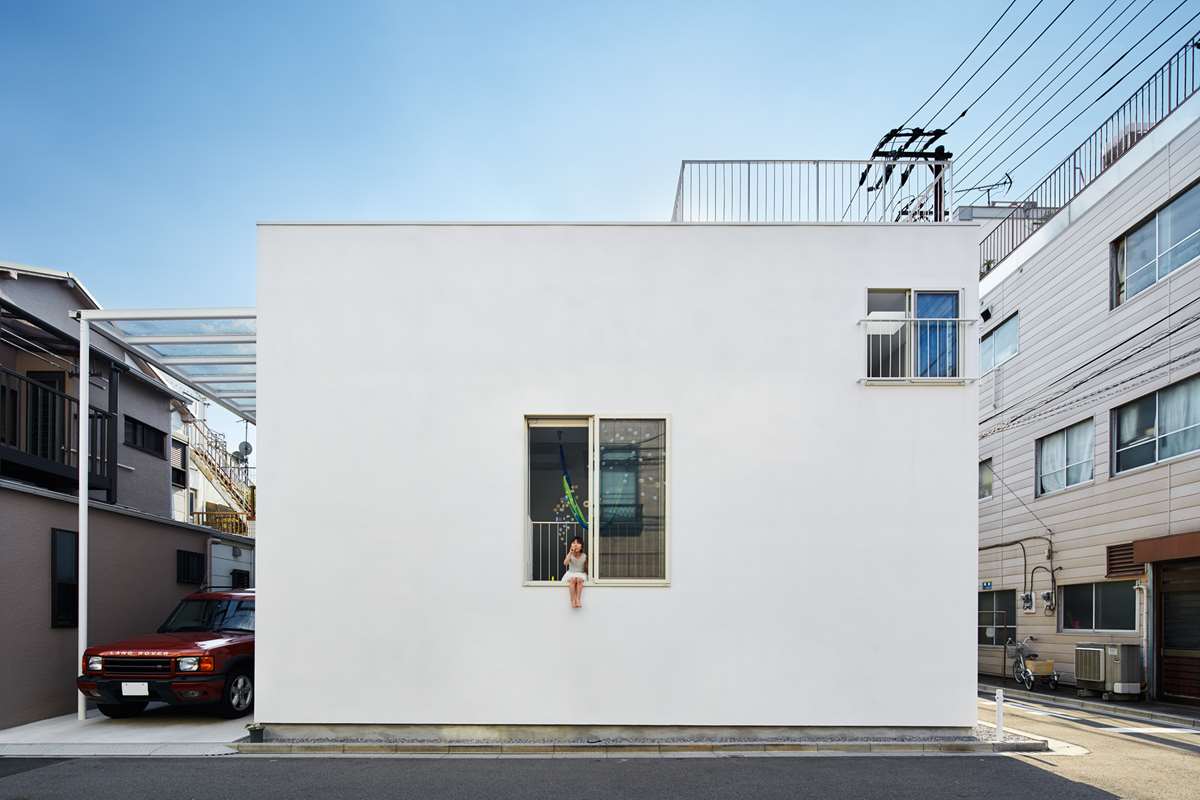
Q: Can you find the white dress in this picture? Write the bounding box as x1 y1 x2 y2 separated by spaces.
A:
562 553 587 583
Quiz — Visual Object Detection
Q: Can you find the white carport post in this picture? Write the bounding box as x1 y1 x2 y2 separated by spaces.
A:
76 318 90 720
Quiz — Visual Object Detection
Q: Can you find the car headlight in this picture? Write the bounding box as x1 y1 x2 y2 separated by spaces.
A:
86 656 103 672
177 656 200 672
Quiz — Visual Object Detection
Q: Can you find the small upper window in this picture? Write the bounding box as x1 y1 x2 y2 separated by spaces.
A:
980 313 1018 373
1036 419 1094 496
125 416 167 458
978 459 993 500
1113 181 1200 306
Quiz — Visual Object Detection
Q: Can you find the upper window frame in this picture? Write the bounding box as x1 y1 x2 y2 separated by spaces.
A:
1058 580 1138 634
124 415 167 459
1112 179 1200 308
979 312 1019 374
1111 373 1200 476
862 287 970 383
523 414 671 588
1035 417 1095 497
978 459 993 500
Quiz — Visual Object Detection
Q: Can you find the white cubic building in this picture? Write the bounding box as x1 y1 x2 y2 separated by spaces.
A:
256 162 980 741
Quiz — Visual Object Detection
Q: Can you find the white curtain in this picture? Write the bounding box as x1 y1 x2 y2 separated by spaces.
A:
1039 430 1066 494
1160 377 1200 458
1065 420 1094 485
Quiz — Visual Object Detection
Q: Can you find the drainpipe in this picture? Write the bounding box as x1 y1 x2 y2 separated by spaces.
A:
1140 566 1153 698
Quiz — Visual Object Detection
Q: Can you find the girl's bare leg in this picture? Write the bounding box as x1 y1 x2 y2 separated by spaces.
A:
568 579 577 607
576 580 584 608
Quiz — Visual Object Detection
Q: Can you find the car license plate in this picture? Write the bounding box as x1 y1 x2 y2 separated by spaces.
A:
121 682 149 697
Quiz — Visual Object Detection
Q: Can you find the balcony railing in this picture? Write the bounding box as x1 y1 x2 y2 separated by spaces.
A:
0 366 112 486
859 318 975 384
191 511 252 536
528 520 583 582
671 159 953 223
980 31 1200 278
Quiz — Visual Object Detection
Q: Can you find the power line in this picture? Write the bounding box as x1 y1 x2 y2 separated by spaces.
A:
922 0 1049 130
955 0 1162 186
898 0 1021 129
962 0 1196 193
953 0 1129 168
943 0 1081 131
983 8 1200 188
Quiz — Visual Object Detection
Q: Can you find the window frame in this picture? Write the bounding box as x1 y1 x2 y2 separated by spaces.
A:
170 439 188 487
863 287 968 382
1111 374 1200 476
522 414 671 588
1112 178 1200 308
978 589 1016 646
1034 417 1095 497
176 549 205 585
50 528 78 628
979 312 1019 374
978 458 993 500
124 415 168 459
1058 580 1138 634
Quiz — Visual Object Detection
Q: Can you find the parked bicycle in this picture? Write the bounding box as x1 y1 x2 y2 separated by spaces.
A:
1006 635 1059 692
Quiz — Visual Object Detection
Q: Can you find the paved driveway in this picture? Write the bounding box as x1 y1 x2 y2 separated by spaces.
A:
0 703 246 756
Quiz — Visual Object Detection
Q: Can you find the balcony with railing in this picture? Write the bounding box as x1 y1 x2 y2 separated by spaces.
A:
0 365 114 491
980 32 1200 278
191 510 253 536
671 158 953 223
859 317 975 385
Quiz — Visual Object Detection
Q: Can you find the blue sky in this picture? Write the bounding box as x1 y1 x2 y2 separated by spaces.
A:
1 0 1197 309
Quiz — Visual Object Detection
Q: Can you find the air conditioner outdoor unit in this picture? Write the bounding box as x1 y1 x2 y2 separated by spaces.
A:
1075 643 1143 698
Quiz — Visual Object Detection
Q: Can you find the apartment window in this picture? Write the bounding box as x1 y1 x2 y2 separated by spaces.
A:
1060 581 1136 632
526 417 668 583
124 416 166 458
1036 418 1094 495
980 313 1018 373
1113 181 1200 306
230 569 251 590
864 289 962 379
1113 374 1200 473
978 459 993 500
170 440 188 487
177 550 205 585
978 590 1016 646
51 529 78 628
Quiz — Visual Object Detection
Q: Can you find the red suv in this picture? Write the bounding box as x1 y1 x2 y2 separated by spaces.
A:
77 589 255 719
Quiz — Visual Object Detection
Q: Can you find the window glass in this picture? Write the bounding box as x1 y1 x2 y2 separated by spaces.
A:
1037 419 1093 495
1096 581 1136 631
915 292 958 378
1159 182 1200 275
978 460 993 500
1115 394 1157 473
598 419 666 580
223 600 255 632
866 290 909 379
1158 376 1200 459
980 314 1018 374
1061 583 1094 630
51 528 78 628
1115 183 1200 305
977 590 1015 645
527 422 589 582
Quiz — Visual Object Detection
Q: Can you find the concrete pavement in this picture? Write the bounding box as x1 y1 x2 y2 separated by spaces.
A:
0 704 244 757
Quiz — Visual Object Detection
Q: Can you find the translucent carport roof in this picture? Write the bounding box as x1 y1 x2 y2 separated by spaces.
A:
84 309 257 423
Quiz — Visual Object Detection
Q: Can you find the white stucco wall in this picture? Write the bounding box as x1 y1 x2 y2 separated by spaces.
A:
257 222 979 728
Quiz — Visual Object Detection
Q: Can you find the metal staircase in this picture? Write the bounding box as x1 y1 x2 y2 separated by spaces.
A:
187 418 254 519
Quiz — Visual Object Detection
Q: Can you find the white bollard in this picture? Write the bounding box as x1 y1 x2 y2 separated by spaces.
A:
995 689 1004 742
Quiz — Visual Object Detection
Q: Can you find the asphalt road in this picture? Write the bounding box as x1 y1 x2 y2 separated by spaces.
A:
0 754 1113 800
979 692 1200 800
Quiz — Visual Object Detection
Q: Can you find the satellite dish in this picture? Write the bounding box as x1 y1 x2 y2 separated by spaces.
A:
238 441 253 457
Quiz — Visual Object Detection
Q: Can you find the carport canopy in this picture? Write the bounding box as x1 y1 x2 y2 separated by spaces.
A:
71 308 256 719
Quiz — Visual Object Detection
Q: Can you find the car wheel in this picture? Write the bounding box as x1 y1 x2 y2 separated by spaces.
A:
97 702 147 719
219 668 254 718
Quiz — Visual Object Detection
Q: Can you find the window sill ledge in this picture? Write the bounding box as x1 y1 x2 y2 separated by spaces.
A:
859 378 975 386
523 580 670 588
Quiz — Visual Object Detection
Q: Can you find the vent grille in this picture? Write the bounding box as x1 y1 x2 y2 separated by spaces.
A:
1106 543 1141 578
102 657 172 676
1075 647 1105 683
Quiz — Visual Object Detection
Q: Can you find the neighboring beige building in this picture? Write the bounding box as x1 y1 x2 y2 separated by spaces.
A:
971 42 1200 705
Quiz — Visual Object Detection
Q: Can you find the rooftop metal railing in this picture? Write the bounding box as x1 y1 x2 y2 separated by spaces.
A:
670 159 953 223
979 32 1200 278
